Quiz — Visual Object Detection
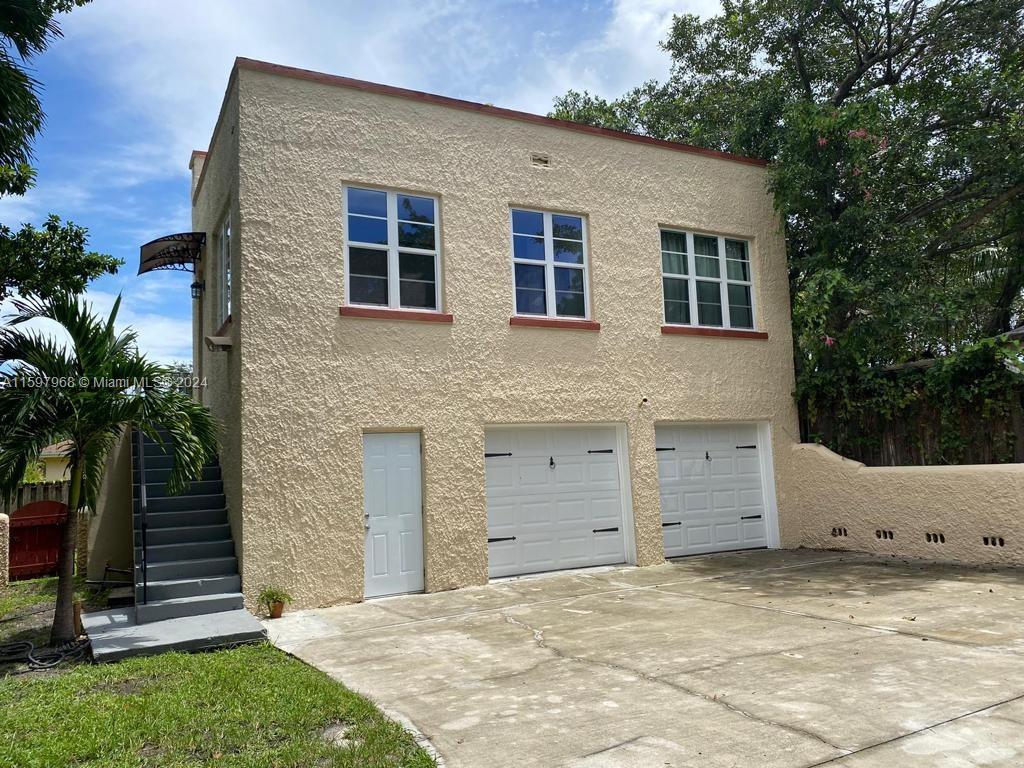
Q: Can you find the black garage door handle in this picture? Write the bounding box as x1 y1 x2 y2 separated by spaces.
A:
736 445 757 449
740 515 763 520
593 527 619 533
655 447 675 452
485 452 512 458
588 449 614 454
662 521 681 527
487 536 517 543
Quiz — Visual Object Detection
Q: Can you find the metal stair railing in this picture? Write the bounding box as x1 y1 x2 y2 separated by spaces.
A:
135 426 149 605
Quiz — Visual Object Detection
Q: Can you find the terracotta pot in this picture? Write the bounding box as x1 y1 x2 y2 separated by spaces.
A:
269 600 284 619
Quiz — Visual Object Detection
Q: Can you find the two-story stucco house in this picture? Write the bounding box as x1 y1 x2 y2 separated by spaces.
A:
178 57 799 608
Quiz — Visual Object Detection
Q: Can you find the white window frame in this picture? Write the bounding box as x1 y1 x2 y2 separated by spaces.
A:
343 185 442 312
217 213 231 325
659 229 756 331
509 208 591 320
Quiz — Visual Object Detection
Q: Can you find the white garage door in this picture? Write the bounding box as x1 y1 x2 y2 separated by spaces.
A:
485 426 626 578
656 423 769 557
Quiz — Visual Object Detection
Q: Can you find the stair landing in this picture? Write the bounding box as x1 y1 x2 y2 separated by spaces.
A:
84 607 266 662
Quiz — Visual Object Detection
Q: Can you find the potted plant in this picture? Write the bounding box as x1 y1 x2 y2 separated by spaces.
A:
258 586 293 619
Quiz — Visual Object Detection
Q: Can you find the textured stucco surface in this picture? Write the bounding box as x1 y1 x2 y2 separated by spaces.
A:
788 443 1024 565
195 64 800 608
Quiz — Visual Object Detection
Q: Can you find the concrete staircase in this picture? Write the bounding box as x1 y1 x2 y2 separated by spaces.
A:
133 429 246 623
82 429 265 663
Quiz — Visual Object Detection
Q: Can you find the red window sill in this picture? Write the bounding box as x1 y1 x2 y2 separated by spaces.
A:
661 325 768 340
339 306 453 323
510 316 601 331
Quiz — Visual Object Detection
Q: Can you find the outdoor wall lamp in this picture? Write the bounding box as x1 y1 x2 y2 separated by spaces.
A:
190 280 205 299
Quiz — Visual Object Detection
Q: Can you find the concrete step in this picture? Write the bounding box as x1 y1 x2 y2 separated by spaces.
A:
135 592 245 624
139 574 241 601
136 494 225 513
138 555 237 581
136 508 228 528
140 523 232 547
139 539 235 563
135 479 223 497
133 453 219 471
84 607 266 662
134 465 221 483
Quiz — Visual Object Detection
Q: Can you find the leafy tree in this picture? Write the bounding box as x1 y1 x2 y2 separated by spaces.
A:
0 295 217 644
0 0 121 301
0 215 118 303
21 459 44 483
552 0 1024 460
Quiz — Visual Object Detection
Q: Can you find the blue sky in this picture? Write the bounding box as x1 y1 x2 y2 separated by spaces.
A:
0 0 716 362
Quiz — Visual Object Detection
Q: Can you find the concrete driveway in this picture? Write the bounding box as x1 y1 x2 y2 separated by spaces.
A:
266 550 1024 767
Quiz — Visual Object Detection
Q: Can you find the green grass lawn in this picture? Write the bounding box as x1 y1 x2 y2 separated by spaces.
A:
0 576 61 621
0 642 436 768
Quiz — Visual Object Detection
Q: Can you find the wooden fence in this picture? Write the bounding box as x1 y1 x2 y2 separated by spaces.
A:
1 481 70 516
0 481 92 578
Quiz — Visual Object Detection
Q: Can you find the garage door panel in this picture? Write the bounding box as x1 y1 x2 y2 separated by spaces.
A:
520 499 553 527
712 488 737 510
486 426 627 578
556 497 587 524
737 456 761 475
714 522 741 546
590 494 622 523
519 460 552 490
585 458 619 486
683 491 708 513
657 423 771 558
687 525 712 546
553 460 585 487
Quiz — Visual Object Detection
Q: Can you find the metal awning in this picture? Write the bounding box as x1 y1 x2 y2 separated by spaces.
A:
138 232 206 275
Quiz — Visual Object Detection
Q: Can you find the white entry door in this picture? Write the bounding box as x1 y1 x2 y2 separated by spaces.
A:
363 433 424 598
656 423 770 557
485 426 626 578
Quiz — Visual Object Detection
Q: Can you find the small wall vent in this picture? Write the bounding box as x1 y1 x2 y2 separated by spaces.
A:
983 536 1006 547
875 529 894 540
530 153 551 169
830 527 849 537
925 532 946 544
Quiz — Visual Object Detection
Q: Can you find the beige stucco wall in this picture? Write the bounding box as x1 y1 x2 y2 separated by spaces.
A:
787 443 1024 565
87 427 133 580
191 84 245 572
194 63 802 608
41 456 69 482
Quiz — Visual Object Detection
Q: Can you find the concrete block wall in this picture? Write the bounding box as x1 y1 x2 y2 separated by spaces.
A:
786 443 1024 565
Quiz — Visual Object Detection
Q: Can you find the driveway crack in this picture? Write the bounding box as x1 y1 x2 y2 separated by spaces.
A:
499 610 848 754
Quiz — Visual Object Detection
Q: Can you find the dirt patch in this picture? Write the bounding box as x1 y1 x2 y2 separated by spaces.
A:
93 676 156 696
320 720 357 749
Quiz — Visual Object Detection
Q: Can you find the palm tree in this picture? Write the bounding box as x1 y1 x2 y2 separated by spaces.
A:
0 294 217 644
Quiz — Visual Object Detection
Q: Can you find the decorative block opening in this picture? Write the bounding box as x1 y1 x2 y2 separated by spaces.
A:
830 527 849 537
530 153 551 168
982 536 1006 547
875 529 894 540
925 532 946 544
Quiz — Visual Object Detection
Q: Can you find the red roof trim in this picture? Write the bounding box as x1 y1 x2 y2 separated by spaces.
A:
661 325 768 340
232 57 768 168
